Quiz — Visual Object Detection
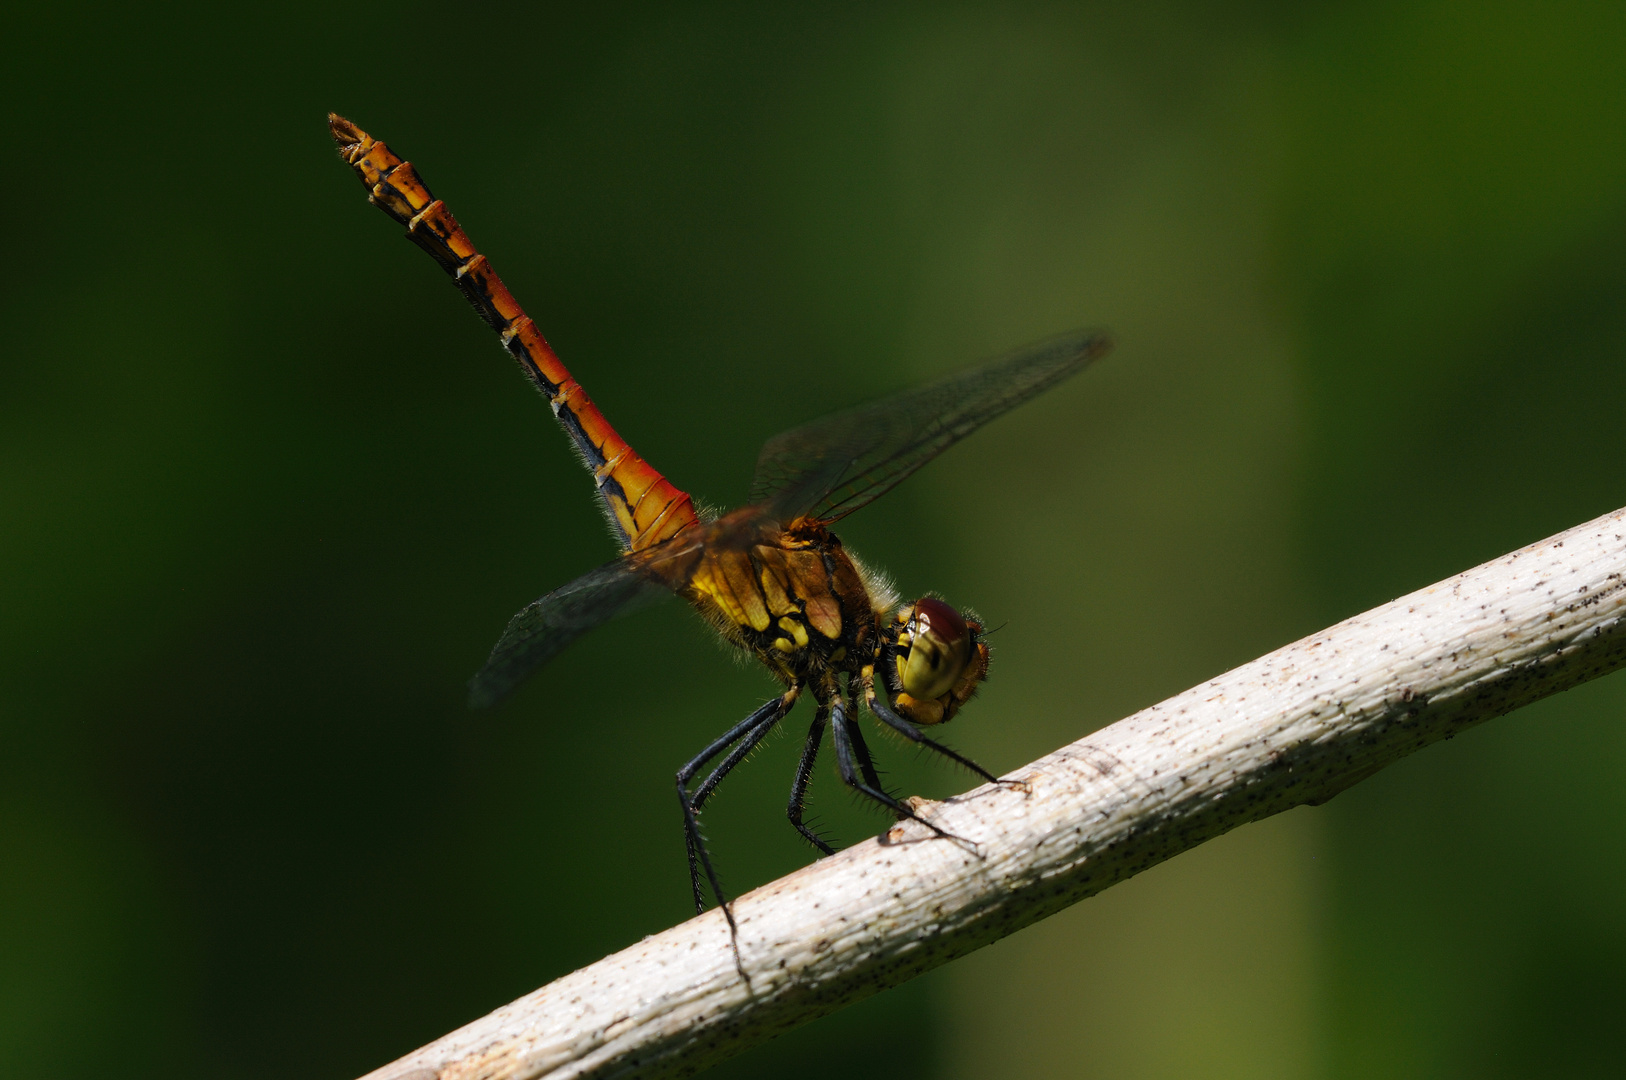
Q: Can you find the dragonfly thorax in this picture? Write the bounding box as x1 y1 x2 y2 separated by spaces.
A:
676 513 991 719
677 516 884 686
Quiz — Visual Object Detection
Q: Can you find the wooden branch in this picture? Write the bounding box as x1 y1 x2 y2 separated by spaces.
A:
363 506 1626 1080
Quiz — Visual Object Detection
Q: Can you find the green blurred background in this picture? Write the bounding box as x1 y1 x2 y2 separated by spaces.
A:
4 2 1626 1077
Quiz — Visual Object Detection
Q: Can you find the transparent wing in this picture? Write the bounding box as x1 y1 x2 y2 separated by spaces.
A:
468 556 676 709
749 329 1112 524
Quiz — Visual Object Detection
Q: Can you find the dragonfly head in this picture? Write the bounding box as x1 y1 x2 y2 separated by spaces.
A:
886 597 990 725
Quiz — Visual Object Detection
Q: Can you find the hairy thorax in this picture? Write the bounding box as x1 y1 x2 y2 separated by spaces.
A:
676 514 890 687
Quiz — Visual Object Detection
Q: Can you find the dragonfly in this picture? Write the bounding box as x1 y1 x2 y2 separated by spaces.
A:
330 114 1112 946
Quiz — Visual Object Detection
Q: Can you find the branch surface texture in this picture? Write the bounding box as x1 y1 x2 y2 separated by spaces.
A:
364 505 1626 1080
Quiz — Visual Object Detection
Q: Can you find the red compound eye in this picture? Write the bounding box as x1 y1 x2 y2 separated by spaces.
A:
911 597 967 643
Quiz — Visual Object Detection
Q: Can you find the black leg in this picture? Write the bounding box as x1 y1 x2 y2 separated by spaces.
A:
678 704 769 915
829 697 965 845
693 707 784 813
683 699 789 918
843 684 887 794
862 667 1007 786
786 705 836 854
677 689 797 921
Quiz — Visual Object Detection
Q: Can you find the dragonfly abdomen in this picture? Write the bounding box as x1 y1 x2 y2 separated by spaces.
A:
330 115 698 553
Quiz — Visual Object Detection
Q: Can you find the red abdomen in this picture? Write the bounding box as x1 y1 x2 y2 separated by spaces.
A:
330 115 697 552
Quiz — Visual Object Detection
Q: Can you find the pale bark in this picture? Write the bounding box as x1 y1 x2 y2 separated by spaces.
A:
363 506 1626 1080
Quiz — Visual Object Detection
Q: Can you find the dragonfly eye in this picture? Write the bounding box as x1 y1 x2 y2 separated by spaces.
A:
897 597 974 704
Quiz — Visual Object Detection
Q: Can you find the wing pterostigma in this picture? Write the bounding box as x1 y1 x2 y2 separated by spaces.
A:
748 328 1112 524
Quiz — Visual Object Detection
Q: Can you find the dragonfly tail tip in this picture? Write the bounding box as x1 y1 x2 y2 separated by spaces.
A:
327 113 368 155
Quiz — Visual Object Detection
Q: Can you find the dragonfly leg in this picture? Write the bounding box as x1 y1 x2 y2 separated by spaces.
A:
842 681 888 794
829 696 966 846
677 689 798 920
691 709 782 813
786 705 836 855
861 664 1006 787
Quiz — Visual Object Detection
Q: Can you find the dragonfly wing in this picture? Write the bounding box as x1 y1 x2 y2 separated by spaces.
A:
749 329 1112 523
467 557 676 708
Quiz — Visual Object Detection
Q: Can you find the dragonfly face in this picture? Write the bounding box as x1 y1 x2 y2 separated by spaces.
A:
330 113 1111 963
884 597 990 726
